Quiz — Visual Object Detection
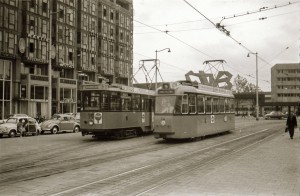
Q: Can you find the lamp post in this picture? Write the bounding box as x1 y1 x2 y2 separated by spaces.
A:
247 52 259 121
155 48 171 92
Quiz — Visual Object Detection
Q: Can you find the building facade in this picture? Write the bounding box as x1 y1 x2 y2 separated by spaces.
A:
271 63 300 113
0 0 133 119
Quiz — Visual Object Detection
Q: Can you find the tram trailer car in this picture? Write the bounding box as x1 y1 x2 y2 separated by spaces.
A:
154 82 235 140
80 83 155 139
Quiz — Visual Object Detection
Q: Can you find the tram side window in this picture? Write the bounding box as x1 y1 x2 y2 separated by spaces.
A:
83 92 100 111
230 98 235 113
219 98 225 113
181 95 188 114
225 98 230 113
188 94 196 114
121 93 131 111
132 94 141 111
101 92 109 111
197 95 205 114
212 97 219 113
110 92 121 111
206 97 212 114
141 97 151 112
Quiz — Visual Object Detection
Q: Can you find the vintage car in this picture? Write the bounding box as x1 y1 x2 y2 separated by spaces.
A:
40 114 80 134
264 111 287 120
63 113 80 123
0 117 41 138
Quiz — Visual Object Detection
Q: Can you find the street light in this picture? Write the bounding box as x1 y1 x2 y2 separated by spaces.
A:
155 48 171 92
247 52 259 121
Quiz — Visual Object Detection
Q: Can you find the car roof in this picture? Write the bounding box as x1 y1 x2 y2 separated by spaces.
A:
9 114 29 117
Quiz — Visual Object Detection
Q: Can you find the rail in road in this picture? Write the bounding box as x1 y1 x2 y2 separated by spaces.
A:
0 119 286 196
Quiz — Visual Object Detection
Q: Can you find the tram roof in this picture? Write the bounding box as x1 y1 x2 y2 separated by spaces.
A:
159 82 234 98
80 82 155 96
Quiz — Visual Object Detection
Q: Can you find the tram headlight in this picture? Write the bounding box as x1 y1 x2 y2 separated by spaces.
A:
161 120 166 126
89 121 93 125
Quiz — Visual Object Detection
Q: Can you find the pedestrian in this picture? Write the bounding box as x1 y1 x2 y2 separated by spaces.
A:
242 112 245 118
286 112 297 139
17 119 24 137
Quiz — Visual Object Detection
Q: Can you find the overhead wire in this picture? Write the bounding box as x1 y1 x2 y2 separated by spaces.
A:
134 1 297 88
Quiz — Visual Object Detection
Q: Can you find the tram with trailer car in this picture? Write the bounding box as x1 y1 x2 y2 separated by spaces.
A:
154 81 235 140
80 82 155 139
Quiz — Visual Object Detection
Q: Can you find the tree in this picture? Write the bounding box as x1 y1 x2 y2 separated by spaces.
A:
233 75 248 93
233 75 257 93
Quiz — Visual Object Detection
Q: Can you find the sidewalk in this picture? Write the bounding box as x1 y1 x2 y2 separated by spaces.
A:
150 129 300 195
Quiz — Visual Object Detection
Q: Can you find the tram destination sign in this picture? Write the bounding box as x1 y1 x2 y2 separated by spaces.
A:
158 89 175 94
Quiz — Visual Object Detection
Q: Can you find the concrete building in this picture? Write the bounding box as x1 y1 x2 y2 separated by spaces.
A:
270 63 300 113
0 0 133 119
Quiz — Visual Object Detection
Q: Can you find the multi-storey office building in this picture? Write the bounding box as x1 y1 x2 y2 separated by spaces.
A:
0 0 133 119
271 63 300 113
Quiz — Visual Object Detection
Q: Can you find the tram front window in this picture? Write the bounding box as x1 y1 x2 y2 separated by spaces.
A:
155 96 176 114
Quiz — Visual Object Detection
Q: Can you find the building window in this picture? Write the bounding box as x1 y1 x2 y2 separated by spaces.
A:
69 52 73 61
8 33 14 54
29 19 35 27
110 27 114 37
120 32 123 40
42 2 47 12
30 0 35 8
29 42 34 53
59 9 64 18
58 29 63 40
103 7 107 17
110 11 114 21
110 44 114 53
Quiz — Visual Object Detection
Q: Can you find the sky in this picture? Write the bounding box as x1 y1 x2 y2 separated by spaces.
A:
132 0 300 91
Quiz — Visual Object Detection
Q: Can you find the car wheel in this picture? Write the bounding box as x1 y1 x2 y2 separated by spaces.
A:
73 126 80 133
0 134 3 138
41 131 44 134
51 127 59 134
8 130 16 138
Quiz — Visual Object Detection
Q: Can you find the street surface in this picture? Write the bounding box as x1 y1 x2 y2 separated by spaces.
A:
0 118 294 195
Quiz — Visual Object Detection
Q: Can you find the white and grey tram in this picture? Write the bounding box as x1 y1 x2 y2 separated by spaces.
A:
154 81 235 140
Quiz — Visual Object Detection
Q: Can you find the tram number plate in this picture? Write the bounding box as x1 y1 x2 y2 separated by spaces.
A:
210 115 215 124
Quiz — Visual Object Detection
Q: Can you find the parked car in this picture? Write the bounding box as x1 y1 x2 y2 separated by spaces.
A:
39 114 80 134
264 111 287 120
63 113 80 123
0 117 41 138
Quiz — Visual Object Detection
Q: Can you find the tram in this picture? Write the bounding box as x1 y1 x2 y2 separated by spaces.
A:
80 82 155 139
154 81 235 140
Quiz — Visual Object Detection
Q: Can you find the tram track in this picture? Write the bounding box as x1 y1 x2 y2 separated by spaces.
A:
0 137 182 186
48 125 283 196
0 120 262 176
